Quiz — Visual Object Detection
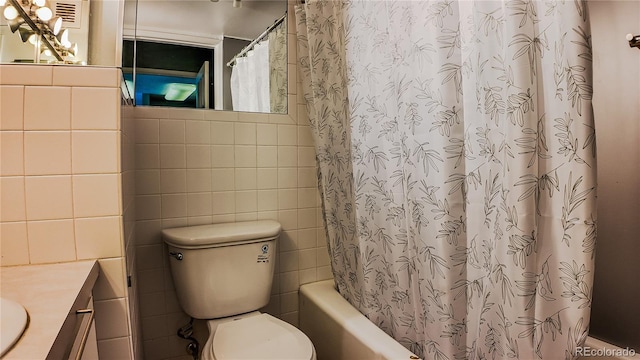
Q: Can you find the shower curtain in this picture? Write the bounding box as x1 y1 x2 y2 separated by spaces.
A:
230 20 288 113
231 40 271 112
296 1 597 359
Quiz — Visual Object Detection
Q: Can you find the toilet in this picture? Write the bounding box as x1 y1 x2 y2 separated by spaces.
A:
162 220 316 360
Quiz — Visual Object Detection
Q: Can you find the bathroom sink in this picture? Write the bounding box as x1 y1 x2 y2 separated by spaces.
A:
0 297 28 356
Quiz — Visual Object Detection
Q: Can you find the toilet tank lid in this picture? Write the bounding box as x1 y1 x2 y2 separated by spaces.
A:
162 220 281 248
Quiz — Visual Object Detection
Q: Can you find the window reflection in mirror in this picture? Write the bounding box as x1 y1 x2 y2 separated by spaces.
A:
122 0 287 114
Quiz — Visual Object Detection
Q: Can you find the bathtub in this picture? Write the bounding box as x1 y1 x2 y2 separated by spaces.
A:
299 280 638 360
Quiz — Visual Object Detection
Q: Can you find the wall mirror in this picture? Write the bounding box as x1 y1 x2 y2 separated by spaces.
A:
122 0 287 113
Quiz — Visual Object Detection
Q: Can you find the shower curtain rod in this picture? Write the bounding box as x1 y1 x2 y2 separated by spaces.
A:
227 13 287 67
628 33 640 49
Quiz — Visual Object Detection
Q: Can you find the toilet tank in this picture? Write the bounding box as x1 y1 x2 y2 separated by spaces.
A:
162 220 281 319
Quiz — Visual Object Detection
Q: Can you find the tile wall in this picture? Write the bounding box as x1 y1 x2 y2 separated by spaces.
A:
132 6 332 359
0 65 135 358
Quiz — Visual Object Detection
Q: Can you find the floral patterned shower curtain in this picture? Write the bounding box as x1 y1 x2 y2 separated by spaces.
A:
297 1 597 359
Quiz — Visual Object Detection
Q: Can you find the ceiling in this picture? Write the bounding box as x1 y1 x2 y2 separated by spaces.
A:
125 0 287 43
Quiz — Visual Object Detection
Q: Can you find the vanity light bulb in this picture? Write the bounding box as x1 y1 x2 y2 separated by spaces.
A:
3 5 18 20
33 0 46 6
0 0 7 7
43 49 52 56
36 6 53 21
28 34 37 45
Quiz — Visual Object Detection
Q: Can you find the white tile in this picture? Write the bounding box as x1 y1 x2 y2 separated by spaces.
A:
211 145 235 167
298 229 317 250
186 120 211 144
298 125 314 146
0 177 25 222
136 195 161 221
0 86 24 130
257 124 277 145
75 216 122 259
278 125 297 145
206 110 238 122
278 189 297 210
94 298 130 339
53 66 120 87
72 131 119 174
298 188 318 208
239 112 268 123
317 247 330 267
235 168 257 190
279 230 298 252
24 131 71 175
135 170 160 195
257 168 278 189
135 219 162 245
135 144 160 169
279 271 299 293
257 190 278 211
278 168 298 188
1 131 23 175
73 174 120 217
186 145 211 168
24 87 71 130
299 249 317 269
186 169 212 192
160 145 186 169
0 222 29 266
71 87 119 130
298 167 317 188
236 191 257 213
299 268 317 285
298 208 316 229
278 146 297 167
160 169 187 193
27 219 76 263
25 175 73 220
135 119 160 144
159 120 185 144
140 315 169 341
278 210 298 231
211 122 234 144
297 104 309 126
211 168 235 191
298 146 316 167
187 192 212 216
235 123 257 144
161 194 188 218
280 292 298 314
211 192 235 215
97 337 133 360
0 65 52 85
280 251 299 272
257 146 278 167
94 257 126 300
236 212 258 222
317 266 333 281
235 146 257 167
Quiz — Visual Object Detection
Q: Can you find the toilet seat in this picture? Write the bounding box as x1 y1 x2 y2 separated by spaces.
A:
209 313 315 360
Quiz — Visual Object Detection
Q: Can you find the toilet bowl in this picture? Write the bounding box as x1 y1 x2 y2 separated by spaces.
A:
161 221 316 360
203 312 316 360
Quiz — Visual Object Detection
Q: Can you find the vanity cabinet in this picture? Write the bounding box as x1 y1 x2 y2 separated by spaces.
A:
0 261 99 360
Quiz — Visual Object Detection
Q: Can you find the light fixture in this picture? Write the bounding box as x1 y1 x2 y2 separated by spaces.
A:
8 17 25 32
2 0 76 62
164 83 197 101
35 6 52 21
3 5 18 20
17 27 34 42
48 16 62 35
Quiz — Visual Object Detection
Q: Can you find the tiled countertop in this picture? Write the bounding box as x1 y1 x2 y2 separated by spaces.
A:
0 260 99 359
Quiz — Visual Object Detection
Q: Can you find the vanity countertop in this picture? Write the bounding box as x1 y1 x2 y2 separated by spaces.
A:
0 260 99 359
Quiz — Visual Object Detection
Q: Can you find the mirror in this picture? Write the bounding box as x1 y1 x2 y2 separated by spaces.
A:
122 0 287 113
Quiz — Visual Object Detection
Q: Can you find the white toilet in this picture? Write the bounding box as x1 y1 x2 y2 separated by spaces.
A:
162 220 316 360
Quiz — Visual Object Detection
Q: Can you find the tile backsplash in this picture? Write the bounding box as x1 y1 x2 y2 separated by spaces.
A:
0 64 134 358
